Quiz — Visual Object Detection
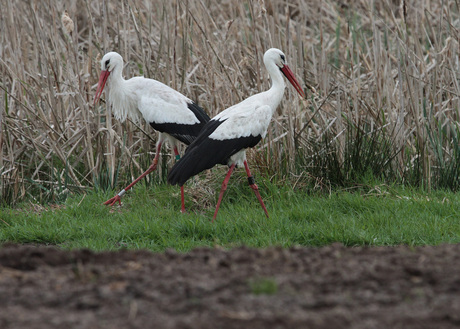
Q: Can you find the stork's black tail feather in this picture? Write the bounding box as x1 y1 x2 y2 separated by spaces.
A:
187 102 210 126
149 102 210 146
167 156 192 186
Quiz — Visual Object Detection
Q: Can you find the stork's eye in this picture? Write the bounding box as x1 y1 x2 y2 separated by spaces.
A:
280 54 285 62
105 59 110 68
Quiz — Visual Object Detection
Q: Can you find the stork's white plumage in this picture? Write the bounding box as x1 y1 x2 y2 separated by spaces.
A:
168 48 305 220
94 52 210 210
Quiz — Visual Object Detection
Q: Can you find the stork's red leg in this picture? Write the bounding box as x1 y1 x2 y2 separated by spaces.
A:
180 186 185 213
104 141 163 206
243 160 269 218
173 146 186 213
212 163 236 222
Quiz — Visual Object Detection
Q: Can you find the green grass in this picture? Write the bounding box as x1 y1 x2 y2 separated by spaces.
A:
249 277 278 295
1 180 460 252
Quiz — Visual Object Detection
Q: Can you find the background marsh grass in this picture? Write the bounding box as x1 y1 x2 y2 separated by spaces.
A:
1 0 460 205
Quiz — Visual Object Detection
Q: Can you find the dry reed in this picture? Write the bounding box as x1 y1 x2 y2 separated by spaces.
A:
1 0 459 204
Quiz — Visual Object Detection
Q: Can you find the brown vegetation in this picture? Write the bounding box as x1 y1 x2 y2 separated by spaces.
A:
1 0 459 203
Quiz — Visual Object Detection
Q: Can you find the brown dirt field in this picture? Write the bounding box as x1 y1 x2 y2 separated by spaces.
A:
1 243 460 328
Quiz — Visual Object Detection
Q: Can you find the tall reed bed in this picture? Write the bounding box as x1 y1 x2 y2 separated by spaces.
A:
1 0 459 205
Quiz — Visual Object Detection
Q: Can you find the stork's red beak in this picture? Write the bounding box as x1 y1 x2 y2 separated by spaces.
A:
93 70 110 105
280 65 305 99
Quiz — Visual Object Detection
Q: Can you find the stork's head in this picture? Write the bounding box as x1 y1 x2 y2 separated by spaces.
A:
93 52 124 105
263 48 305 98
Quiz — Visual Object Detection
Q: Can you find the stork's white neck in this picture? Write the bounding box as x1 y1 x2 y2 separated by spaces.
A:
264 62 286 114
106 65 142 123
108 64 124 89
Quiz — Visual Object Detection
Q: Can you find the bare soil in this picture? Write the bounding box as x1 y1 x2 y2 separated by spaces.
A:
1 243 460 328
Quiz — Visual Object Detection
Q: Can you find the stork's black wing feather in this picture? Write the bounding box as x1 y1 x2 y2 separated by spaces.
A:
167 118 262 186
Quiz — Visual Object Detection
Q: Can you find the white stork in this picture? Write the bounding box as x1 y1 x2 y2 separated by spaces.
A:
168 48 305 220
93 52 210 211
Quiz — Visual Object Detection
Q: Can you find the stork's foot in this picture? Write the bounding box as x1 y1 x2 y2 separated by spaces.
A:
103 195 121 206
